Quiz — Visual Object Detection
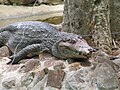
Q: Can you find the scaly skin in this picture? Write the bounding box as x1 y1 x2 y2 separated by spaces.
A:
0 21 94 64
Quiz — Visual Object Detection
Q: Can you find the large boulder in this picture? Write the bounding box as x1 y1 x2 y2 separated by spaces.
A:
0 0 10 4
92 62 120 90
0 0 36 5
38 0 64 5
0 0 64 5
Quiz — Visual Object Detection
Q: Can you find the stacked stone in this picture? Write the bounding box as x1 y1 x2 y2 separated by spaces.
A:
0 49 120 90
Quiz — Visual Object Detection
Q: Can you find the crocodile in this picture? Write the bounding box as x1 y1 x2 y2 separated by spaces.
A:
0 21 95 64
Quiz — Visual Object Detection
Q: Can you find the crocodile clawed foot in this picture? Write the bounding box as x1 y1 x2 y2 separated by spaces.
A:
7 55 18 64
7 55 14 64
7 60 12 64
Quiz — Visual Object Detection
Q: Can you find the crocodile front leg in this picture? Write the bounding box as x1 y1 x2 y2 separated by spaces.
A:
7 44 48 64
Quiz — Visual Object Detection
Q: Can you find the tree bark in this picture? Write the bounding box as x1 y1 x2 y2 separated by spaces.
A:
91 0 112 53
110 0 120 41
62 0 90 35
62 0 112 53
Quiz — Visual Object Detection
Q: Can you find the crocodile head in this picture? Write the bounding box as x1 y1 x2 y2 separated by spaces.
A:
52 33 96 59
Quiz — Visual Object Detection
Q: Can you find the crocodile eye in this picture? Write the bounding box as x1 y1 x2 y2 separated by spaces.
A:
78 36 82 39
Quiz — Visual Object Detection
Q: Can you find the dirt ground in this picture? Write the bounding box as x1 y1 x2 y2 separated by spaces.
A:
0 4 63 26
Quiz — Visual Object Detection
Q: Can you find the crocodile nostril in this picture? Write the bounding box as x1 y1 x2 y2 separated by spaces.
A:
88 48 96 52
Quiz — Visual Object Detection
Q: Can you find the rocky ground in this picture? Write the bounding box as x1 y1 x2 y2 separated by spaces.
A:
0 46 120 90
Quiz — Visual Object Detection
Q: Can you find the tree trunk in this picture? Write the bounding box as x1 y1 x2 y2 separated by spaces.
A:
62 0 112 53
111 0 120 41
62 0 90 36
91 0 112 53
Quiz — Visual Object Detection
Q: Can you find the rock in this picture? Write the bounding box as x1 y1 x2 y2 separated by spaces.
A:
113 58 120 67
53 61 65 70
1 70 23 90
39 53 56 61
21 67 48 87
0 0 36 5
2 77 16 89
39 53 65 69
69 62 81 71
7 65 21 72
92 62 120 90
45 86 60 90
62 67 92 90
10 0 36 5
0 0 11 4
67 58 91 67
19 59 40 73
47 69 65 89
27 76 47 90
43 59 65 70
94 51 120 72
0 46 9 57
112 49 120 56
38 0 64 5
21 72 34 87
80 61 91 67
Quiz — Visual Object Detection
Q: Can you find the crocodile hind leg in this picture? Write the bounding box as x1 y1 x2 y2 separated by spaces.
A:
7 44 48 64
